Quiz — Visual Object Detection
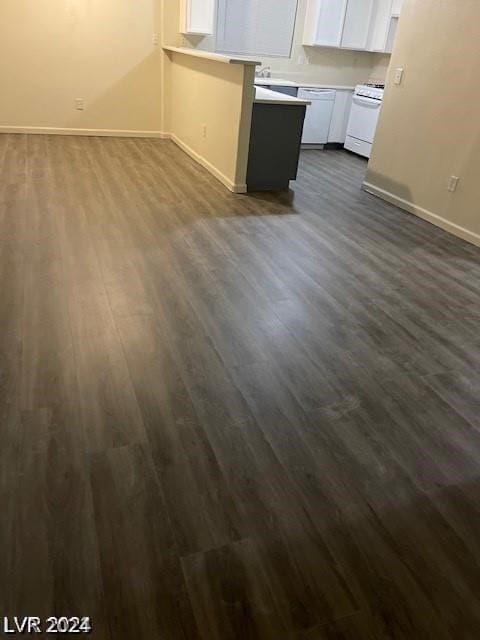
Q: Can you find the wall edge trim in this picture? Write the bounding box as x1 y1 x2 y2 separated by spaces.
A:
0 126 168 138
362 181 480 248
168 133 247 193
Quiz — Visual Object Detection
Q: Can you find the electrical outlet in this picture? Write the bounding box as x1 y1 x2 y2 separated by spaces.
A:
152 33 159 46
447 176 460 192
394 67 404 85
202 124 207 138
75 98 84 111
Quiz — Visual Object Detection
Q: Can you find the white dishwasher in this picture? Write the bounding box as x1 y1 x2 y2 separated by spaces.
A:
298 88 336 145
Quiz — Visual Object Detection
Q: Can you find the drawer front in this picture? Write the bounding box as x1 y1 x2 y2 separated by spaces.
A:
344 135 373 158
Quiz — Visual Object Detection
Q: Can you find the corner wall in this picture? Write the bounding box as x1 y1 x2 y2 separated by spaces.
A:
364 0 480 246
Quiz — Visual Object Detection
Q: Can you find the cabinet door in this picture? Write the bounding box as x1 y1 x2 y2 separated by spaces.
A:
301 98 335 144
341 0 375 50
328 90 353 143
313 0 348 47
391 0 403 15
385 16 399 52
368 0 393 51
180 0 215 35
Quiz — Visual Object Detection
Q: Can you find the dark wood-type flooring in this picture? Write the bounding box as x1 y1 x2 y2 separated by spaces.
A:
1 133 480 639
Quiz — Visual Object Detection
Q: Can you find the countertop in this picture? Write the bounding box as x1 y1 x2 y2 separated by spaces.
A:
254 86 311 106
255 78 355 91
163 46 261 66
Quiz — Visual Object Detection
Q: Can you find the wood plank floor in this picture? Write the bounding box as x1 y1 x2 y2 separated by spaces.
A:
1 133 480 639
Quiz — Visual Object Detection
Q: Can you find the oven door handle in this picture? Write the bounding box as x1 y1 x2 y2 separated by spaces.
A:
353 95 382 107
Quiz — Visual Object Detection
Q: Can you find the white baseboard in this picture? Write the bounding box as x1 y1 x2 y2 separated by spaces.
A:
362 181 480 248
0 126 247 194
0 126 168 138
168 133 247 194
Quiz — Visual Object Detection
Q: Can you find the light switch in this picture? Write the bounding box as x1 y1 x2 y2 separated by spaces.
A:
394 68 404 85
447 176 460 192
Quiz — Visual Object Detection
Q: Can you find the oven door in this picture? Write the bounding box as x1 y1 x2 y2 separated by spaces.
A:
346 95 383 144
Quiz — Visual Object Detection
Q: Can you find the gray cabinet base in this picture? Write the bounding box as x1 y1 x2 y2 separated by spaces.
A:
246 103 306 192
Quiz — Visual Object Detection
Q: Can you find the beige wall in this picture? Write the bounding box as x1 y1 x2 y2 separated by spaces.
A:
160 0 181 133
0 0 163 133
166 52 255 191
368 53 391 85
365 0 480 246
162 0 183 47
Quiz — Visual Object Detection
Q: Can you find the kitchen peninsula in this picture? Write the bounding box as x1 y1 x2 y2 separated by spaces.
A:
163 46 310 193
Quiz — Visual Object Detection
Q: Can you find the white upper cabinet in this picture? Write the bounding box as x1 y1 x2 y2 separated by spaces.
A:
303 0 401 53
391 0 403 15
368 0 393 52
369 0 403 52
179 0 215 35
303 0 348 48
341 0 375 50
303 0 375 50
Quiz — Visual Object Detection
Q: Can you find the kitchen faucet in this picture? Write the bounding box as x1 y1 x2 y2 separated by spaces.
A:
255 66 271 78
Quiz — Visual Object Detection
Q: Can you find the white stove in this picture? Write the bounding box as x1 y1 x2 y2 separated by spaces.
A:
344 84 385 158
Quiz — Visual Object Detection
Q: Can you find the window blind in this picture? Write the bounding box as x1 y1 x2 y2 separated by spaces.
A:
216 0 298 58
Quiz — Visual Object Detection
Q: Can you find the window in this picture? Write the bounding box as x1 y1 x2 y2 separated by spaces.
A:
215 0 299 58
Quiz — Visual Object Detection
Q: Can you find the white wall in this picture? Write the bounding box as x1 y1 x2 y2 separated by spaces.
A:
0 0 163 134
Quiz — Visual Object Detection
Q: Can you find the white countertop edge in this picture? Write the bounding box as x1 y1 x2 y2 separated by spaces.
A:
254 86 311 106
255 79 355 91
163 46 261 66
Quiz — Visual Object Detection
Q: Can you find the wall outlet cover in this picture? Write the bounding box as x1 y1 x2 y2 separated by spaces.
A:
447 176 460 192
394 68 404 85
